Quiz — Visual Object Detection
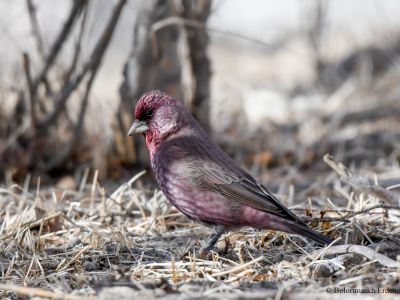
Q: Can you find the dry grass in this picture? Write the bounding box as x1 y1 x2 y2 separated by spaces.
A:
0 153 399 299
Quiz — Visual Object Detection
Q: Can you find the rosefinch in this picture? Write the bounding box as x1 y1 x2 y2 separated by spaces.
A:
128 90 332 252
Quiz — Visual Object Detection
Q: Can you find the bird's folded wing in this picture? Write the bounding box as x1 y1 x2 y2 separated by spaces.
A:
197 162 305 224
164 136 305 224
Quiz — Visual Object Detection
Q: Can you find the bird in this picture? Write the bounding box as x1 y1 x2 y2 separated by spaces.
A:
128 90 333 253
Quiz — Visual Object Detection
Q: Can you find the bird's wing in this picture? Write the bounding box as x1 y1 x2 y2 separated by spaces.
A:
161 136 306 224
196 161 305 224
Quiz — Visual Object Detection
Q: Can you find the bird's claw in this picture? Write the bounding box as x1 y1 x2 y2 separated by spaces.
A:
199 248 212 259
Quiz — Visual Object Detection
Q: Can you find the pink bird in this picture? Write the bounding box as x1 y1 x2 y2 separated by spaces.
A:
128 90 332 252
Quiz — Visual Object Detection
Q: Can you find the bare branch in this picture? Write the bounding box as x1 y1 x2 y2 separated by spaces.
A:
26 0 45 60
43 0 127 170
63 4 89 84
306 244 400 268
30 0 87 109
39 0 125 132
22 53 37 128
301 204 400 223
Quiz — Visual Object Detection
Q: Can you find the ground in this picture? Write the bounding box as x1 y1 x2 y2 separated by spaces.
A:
1 148 400 299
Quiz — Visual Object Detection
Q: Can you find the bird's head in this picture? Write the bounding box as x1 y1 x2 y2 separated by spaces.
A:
128 90 186 151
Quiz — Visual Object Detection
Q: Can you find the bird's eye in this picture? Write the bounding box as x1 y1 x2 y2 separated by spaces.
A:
145 109 153 118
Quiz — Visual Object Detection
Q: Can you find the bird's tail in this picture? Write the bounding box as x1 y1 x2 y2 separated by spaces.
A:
289 222 333 245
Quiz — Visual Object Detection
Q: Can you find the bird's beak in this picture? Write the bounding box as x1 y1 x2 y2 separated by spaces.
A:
127 120 148 136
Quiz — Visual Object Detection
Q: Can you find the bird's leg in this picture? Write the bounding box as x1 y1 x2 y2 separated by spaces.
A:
202 226 226 253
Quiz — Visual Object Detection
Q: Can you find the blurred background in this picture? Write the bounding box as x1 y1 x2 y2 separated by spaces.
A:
0 0 399 189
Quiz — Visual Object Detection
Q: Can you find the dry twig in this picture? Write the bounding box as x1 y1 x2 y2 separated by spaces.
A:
307 244 400 268
0 283 94 300
43 0 126 170
324 154 399 205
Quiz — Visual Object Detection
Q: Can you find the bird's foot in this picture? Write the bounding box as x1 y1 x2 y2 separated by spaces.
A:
199 248 212 259
198 226 227 258
222 235 231 253
199 241 217 259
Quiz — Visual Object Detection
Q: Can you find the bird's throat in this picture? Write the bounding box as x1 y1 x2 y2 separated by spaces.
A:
145 130 162 159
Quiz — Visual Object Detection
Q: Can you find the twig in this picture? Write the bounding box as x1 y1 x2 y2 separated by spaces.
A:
151 16 284 51
56 245 91 272
31 0 87 107
43 0 126 170
0 212 62 240
26 0 45 60
0 111 31 156
90 170 98 215
110 170 146 199
307 244 400 268
324 154 399 204
63 3 88 84
301 204 400 223
24 212 62 230
0 283 94 300
22 53 37 127
310 254 350 277
211 256 264 277
306 0 326 75
176 15 195 110
152 16 206 33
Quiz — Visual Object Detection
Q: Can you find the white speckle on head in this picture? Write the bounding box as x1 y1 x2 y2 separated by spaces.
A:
154 105 179 136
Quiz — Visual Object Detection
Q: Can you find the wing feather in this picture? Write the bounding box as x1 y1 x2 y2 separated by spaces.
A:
159 136 306 225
